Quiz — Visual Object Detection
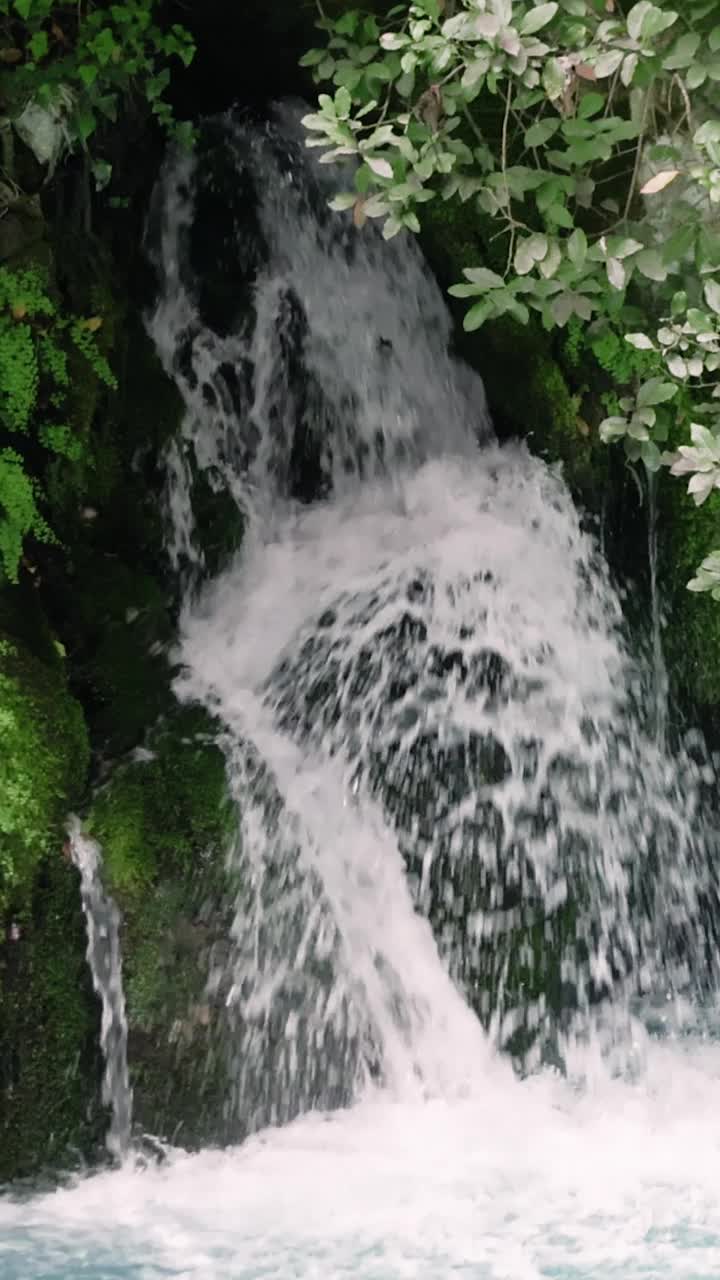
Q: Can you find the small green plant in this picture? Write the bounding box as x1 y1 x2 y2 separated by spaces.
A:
0 263 116 580
0 0 195 179
300 0 720 591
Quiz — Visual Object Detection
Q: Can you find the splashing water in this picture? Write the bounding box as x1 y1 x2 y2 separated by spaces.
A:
5 1044 720 1278
4 106 720 1277
68 819 132 1158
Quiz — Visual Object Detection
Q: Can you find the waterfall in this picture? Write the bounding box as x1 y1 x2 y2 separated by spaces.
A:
144 105 720 1133
69 819 132 1158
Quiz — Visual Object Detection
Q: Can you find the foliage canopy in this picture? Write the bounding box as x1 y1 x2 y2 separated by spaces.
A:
0 0 195 177
301 0 720 589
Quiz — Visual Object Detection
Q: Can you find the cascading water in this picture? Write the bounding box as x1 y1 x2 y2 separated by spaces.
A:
4 105 720 1279
149 105 720 1102
68 819 132 1159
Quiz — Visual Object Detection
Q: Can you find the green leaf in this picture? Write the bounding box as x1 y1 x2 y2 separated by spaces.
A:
463 301 492 332
695 121 720 148
627 416 651 441
92 159 112 192
625 332 655 350
621 53 639 87
335 10 360 36
578 93 605 120
299 49 326 68
90 27 116 66
382 215 403 240
600 416 629 442
28 30 48 60
705 280 720 316
462 266 505 288
463 56 490 92
366 155 394 179
663 33 702 69
662 223 696 265
641 440 662 471
547 203 574 229
627 1 652 41
515 233 548 275
13 0 31 18
524 118 559 148
607 258 626 289
567 227 587 270
641 7 678 39
539 241 562 278
687 308 713 332
95 93 118 123
74 108 97 144
334 87 351 119
520 3 558 35
78 64 99 88
594 48 624 78
448 283 484 298
505 297 530 324
611 237 644 260
380 32 408 50
687 65 707 90
542 57 566 100
637 378 678 407
329 193 357 212
635 248 667 281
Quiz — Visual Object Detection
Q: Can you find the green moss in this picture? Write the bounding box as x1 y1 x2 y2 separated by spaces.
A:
88 705 232 895
0 629 89 912
87 704 235 1144
0 856 105 1183
0 579 62 669
64 553 175 758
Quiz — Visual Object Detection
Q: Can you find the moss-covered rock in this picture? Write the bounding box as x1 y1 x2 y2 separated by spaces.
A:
420 199 609 509
60 552 175 760
0 592 102 1185
0 857 105 1184
660 481 720 714
87 705 236 1144
0 618 89 912
89 705 231 891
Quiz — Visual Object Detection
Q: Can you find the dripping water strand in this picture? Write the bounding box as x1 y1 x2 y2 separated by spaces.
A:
69 818 133 1159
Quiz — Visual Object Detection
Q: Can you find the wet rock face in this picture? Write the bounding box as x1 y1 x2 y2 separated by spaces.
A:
260 555 720 1065
191 131 268 338
263 566 597 1060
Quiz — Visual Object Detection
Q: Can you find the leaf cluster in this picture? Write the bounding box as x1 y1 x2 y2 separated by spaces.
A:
301 0 720 591
0 263 116 581
0 0 195 176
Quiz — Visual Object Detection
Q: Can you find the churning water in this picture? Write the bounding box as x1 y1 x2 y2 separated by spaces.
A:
3 105 720 1277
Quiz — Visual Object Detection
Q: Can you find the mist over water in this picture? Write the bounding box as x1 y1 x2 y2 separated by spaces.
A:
3 105 720 1278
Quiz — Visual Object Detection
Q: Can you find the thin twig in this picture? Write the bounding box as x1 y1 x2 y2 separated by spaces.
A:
623 87 650 222
672 73 693 135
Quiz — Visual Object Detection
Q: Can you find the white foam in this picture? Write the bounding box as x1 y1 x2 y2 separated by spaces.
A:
3 1038 720 1278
